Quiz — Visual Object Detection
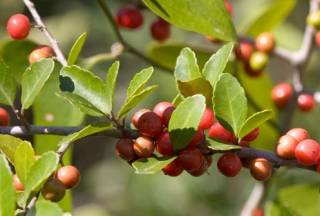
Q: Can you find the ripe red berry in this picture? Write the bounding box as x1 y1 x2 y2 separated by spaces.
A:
250 158 272 181
217 153 242 177
315 32 320 47
287 128 309 142
276 134 299 159
242 128 260 142
162 159 183 177
132 108 150 129
41 178 66 202
188 160 208 177
137 111 163 138
156 132 174 156
249 51 269 72
255 32 276 54
271 83 293 108
186 129 205 149
56 165 81 189
153 101 175 126
0 108 10 126
208 122 236 144
235 40 254 62
28 45 54 64
295 139 320 165
13 174 24 191
177 149 205 172
150 19 170 42
297 94 315 112
198 108 215 130
7 14 31 40
116 138 135 161
224 0 233 15
116 7 143 29
133 136 155 158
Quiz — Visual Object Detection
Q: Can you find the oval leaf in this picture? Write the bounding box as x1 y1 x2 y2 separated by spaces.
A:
67 32 87 65
0 155 15 216
206 139 241 151
105 61 119 113
36 200 63 216
0 135 26 164
174 47 201 81
127 67 153 98
0 57 17 106
132 157 176 175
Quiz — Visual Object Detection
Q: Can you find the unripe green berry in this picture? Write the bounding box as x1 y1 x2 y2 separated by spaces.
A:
307 10 320 29
249 52 269 71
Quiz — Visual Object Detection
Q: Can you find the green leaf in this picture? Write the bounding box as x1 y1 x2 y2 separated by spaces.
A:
174 48 201 81
0 135 26 164
21 152 59 206
118 85 158 119
105 61 119 113
168 95 205 151
132 157 176 174
21 58 55 110
172 94 184 106
239 110 273 139
0 57 17 106
67 32 87 65
213 73 247 136
14 142 36 185
245 0 297 37
143 0 236 41
177 77 213 106
265 201 292 216
202 42 234 87
0 155 15 216
36 200 63 216
127 67 153 98
206 139 241 151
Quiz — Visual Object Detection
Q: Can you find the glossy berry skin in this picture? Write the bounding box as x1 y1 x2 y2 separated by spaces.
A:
199 108 215 130
249 52 268 71
287 128 309 142
0 108 10 126
271 83 293 108
116 7 143 29
242 128 260 142
132 109 150 129
250 158 272 181
7 14 30 40
56 165 81 189
156 132 174 156
41 178 66 202
153 101 175 126
217 153 242 177
151 19 170 42
177 149 205 172
13 174 24 191
235 40 254 62
28 45 54 64
307 10 320 30
295 139 320 165
116 138 135 161
224 0 233 15
137 111 163 138
208 122 236 144
297 94 315 112
276 134 299 159
255 32 275 54
315 32 320 47
133 136 155 158
186 129 205 149
162 159 183 176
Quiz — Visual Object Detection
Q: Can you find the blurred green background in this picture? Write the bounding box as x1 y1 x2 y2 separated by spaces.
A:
1 0 320 215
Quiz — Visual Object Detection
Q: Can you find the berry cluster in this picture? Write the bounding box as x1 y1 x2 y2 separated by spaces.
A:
116 7 171 42
14 165 80 202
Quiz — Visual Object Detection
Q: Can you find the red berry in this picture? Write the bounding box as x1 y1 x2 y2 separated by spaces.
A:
242 128 260 142
151 19 170 42
162 159 183 176
137 111 163 138
295 139 320 165
276 134 299 159
315 32 320 47
255 32 276 54
235 40 254 62
177 149 205 172
271 83 293 108
56 165 80 189
217 153 242 177
116 7 143 29
7 14 31 40
224 0 233 15
13 174 24 191
133 136 155 158
199 108 215 130
188 160 208 177
186 129 205 149
0 108 10 126
116 138 135 161
297 94 315 112
156 132 174 156
250 158 272 181
28 45 54 64
287 128 309 142
252 208 264 216
153 101 175 126
41 178 66 202
208 122 236 144
132 109 150 129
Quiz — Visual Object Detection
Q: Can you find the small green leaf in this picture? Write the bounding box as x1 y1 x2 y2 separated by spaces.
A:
239 110 273 139
0 135 26 164
0 155 15 216
67 32 87 65
105 61 119 113
207 139 241 151
168 95 205 151
132 157 176 174
21 58 55 110
213 74 247 136
118 85 158 119
0 57 17 106
127 67 153 98
202 42 234 87
14 142 36 185
172 94 184 106
174 48 201 82
35 200 63 216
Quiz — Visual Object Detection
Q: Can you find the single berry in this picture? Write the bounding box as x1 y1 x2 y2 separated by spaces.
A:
186 129 205 149
199 108 215 130
137 111 163 138
250 158 272 181
242 128 260 142
7 14 31 40
28 45 54 64
56 165 81 189
156 132 174 156
150 19 170 42
307 10 320 29
297 94 315 112
217 153 242 177
208 122 236 144
188 160 208 177
116 7 143 29
133 136 155 158
224 0 233 15
255 32 276 53
315 32 320 47
295 139 320 165
132 108 150 129
153 101 175 126
41 178 66 202
235 39 254 62
13 174 24 191
276 134 299 159
177 149 205 172
116 138 135 161
249 52 269 72
244 63 263 77
271 83 293 108
162 159 183 177
287 128 309 142
0 108 10 126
